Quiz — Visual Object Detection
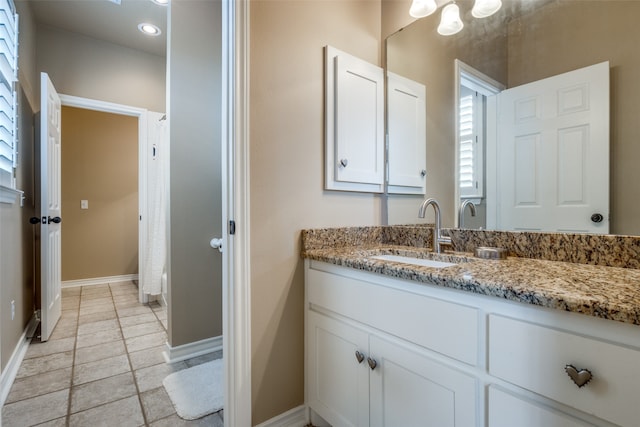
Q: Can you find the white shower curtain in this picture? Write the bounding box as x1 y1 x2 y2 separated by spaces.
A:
142 114 167 296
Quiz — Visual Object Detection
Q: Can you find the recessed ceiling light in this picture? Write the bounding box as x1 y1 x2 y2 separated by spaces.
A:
138 23 161 36
151 0 169 5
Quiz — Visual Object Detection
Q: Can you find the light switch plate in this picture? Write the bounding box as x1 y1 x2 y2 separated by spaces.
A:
81 200 88 209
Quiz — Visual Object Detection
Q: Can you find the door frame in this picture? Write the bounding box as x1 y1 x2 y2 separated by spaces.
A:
58 94 150 304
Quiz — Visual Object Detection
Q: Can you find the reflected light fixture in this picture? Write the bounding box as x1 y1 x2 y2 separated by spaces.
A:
472 0 502 18
138 23 161 36
437 3 464 36
409 0 437 18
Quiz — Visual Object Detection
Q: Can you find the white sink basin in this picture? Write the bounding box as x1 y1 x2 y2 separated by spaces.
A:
369 254 457 269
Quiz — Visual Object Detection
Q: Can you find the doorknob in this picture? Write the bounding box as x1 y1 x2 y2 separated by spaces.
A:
590 213 604 223
29 217 41 224
47 216 62 224
210 237 223 253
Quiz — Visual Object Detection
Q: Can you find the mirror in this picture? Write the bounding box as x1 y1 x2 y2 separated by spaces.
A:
386 0 640 236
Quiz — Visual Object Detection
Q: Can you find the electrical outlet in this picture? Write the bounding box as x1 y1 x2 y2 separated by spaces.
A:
11 300 15 320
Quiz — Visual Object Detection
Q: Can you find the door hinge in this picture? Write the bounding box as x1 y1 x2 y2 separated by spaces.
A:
229 220 236 235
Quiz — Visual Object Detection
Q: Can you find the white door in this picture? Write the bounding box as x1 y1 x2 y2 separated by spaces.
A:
496 62 609 233
387 72 426 195
39 72 62 341
369 336 477 427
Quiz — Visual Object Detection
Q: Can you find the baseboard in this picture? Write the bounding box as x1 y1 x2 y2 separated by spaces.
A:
0 313 40 407
162 335 222 364
62 274 139 288
254 405 309 427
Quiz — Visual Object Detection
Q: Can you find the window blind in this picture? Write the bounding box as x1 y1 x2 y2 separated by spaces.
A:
0 0 17 188
459 85 484 198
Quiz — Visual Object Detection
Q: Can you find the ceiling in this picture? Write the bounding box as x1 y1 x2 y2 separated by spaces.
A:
20 0 167 56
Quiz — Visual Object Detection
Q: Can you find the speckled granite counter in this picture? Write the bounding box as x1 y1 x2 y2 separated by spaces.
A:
301 226 640 326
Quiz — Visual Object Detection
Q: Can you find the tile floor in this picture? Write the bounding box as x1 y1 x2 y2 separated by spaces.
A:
1 282 224 427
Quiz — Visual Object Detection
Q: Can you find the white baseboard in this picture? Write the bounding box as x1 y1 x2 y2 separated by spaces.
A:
162 335 222 364
254 405 309 427
62 274 139 288
0 313 40 407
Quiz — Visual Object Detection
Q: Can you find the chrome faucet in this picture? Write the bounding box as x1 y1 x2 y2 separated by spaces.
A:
458 200 477 229
418 198 452 253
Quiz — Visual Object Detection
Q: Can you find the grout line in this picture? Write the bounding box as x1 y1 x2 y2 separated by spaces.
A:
65 286 83 426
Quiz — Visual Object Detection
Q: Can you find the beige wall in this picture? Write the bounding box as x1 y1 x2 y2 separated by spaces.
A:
507 1 640 235
60 107 138 281
36 25 165 112
167 0 222 348
250 0 382 423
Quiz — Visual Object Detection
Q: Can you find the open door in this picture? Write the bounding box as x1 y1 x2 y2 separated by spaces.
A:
38 72 62 341
496 62 609 233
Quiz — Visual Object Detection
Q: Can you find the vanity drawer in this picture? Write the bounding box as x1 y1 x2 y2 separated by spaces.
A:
307 265 479 365
489 314 640 427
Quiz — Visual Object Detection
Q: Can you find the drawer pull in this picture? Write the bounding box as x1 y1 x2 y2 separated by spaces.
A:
355 351 365 364
565 364 593 388
367 357 377 370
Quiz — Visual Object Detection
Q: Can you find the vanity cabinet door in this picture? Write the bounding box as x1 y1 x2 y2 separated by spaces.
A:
307 311 370 427
369 336 477 427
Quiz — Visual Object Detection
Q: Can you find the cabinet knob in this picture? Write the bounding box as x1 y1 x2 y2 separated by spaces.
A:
420 169 426 177
367 357 377 370
339 158 348 168
355 351 365 364
565 364 592 388
590 213 604 223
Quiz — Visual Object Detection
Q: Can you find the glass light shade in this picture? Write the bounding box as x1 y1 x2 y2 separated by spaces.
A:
471 0 502 18
409 0 437 18
437 3 464 36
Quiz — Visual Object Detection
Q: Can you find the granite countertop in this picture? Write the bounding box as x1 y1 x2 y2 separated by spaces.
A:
302 243 640 326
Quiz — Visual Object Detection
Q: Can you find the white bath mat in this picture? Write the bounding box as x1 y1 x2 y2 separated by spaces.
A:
163 358 224 420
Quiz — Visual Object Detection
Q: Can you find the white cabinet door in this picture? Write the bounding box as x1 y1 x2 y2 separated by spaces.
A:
307 311 370 427
496 62 609 233
325 46 384 193
387 72 426 194
488 386 596 427
369 336 477 427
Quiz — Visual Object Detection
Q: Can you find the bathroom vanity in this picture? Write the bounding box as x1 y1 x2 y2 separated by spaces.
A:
302 227 640 427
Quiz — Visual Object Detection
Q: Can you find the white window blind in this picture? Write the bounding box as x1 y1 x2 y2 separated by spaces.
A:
459 85 484 198
0 0 17 189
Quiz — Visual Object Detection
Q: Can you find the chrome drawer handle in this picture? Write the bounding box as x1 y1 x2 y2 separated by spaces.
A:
565 364 592 388
355 351 365 364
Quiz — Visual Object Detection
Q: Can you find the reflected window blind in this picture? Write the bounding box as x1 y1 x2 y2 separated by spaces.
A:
0 0 17 188
459 85 483 198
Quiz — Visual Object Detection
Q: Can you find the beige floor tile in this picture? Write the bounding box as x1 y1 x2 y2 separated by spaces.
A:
78 309 117 324
68 395 144 427
159 318 168 329
72 354 131 385
125 331 167 353
16 351 74 378
70 372 137 414
33 416 68 426
80 297 113 308
75 339 127 365
140 387 176 423
110 288 139 297
81 284 110 294
62 296 80 310
61 309 79 320
122 321 164 339
5 367 72 404
76 318 120 336
62 287 82 297
117 305 154 318
80 290 112 300
25 337 76 359
48 326 77 341
1 389 69 426
129 345 166 371
76 328 122 349
79 302 114 315
114 299 142 310
118 312 157 328
134 361 187 392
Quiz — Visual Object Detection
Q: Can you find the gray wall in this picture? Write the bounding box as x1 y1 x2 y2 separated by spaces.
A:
167 0 222 347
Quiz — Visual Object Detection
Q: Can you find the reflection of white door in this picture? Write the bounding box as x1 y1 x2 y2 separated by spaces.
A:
496 62 609 233
39 72 62 341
